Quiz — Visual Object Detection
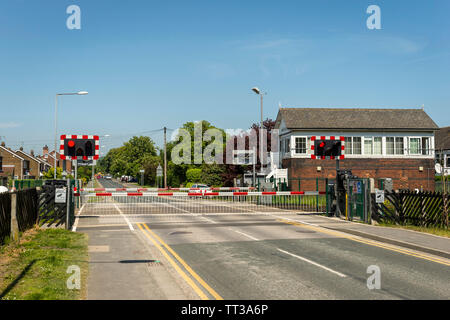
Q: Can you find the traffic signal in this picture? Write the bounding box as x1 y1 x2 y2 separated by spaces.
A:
60 135 99 160
311 136 345 159
314 139 341 157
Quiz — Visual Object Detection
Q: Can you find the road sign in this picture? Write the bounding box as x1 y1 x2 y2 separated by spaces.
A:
73 159 97 166
375 190 385 203
55 187 67 204
156 164 163 177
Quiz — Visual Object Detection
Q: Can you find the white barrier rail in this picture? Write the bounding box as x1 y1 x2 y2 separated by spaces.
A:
76 191 327 215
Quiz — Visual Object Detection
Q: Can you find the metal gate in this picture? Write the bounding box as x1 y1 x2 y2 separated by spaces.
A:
38 180 75 229
347 178 369 222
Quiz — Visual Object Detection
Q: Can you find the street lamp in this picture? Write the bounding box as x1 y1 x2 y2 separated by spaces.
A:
251 87 266 174
54 91 88 179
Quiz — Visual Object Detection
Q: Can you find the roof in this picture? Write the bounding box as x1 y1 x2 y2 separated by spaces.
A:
0 146 24 161
15 150 43 164
275 108 439 131
435 126 450 150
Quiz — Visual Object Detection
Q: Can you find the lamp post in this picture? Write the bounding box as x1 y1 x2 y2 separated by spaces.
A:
54 91 88 179
252 87 266 174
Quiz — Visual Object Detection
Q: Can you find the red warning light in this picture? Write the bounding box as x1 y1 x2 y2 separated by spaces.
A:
68 140 75 148
319 142 325 148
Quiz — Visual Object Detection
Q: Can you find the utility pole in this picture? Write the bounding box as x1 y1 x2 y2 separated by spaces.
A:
260 94 264 173
164 127 167 189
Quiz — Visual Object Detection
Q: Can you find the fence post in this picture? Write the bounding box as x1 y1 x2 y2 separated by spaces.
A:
316 178 319 213
325 178 329 216
10 192 19 242
66 179 70 230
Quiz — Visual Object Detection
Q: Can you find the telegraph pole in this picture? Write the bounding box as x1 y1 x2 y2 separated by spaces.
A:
164 127 167 188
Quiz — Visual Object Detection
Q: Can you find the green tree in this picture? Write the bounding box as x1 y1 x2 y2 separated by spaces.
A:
201 164 226 187
100 136 159 179
186 168 202 183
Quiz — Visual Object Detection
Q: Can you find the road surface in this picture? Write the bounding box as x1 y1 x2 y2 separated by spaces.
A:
76 179 450 300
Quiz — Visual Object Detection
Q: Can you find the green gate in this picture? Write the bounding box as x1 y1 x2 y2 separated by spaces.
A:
347 178 369 222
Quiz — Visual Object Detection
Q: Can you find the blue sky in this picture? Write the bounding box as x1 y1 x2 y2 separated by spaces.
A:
0 0 449 154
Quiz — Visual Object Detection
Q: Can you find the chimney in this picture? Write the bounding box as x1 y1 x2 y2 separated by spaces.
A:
20 146 23 151
43 145 48 155
30 150 35 156
0 141 5 147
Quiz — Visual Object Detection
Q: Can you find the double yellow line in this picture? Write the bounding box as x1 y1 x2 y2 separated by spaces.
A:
278 219 450 267
137 223 223 300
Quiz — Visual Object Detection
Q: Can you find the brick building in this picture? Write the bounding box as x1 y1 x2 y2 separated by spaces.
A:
435 126 450 174
0 142 25 182
37 145 73 175
275 108 439 191
15 148 50 178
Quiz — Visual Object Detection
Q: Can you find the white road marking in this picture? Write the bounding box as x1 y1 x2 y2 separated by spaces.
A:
270 214 320 227
113 203 135 231
277 248 347 278
231 229 260 241
72 203 85 232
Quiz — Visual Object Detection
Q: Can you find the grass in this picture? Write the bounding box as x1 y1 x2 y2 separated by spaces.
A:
378 222 450 238
0 228 88 300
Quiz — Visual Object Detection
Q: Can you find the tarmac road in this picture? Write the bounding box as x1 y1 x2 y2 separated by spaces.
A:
77 179 450 300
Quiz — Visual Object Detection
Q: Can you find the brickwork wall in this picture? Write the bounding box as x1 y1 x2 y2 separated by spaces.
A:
283 158 435 192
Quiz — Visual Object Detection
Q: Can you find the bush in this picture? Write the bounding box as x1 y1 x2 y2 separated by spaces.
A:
186 168 202 183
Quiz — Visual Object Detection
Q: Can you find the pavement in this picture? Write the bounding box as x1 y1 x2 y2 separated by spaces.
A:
75 178 450 300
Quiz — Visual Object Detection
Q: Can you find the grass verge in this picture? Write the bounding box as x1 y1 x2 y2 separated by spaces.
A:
0 228 88 300
378 222 450 238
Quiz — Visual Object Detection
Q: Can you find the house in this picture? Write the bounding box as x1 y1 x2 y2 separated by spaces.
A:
15 148 50 178
0 142 25 182
37 145 73 175
435 126 450 174
274 108 439 191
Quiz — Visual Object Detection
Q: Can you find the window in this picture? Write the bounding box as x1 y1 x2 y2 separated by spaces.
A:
386 137 395 155
395 137 404 155
345 137 352 155
364 138 373 155
0 156 2 172
421 137 430 155
353 137 362 154
285 139 290 154
295 137 306 154
409 138 420 155
374 137 382 155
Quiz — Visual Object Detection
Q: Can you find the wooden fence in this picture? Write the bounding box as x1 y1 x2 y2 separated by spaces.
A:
0 192 11 244
371 190 449 227
0 189 40 244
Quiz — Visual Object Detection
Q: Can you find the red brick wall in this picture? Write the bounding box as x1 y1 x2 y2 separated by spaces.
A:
283 158 435 192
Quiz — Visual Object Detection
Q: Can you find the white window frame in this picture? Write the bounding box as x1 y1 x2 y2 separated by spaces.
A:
294 136 307 155
408 136 421 155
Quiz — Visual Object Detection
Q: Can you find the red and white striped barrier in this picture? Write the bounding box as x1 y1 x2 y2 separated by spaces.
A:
81 187 256 192
76 191 326 197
